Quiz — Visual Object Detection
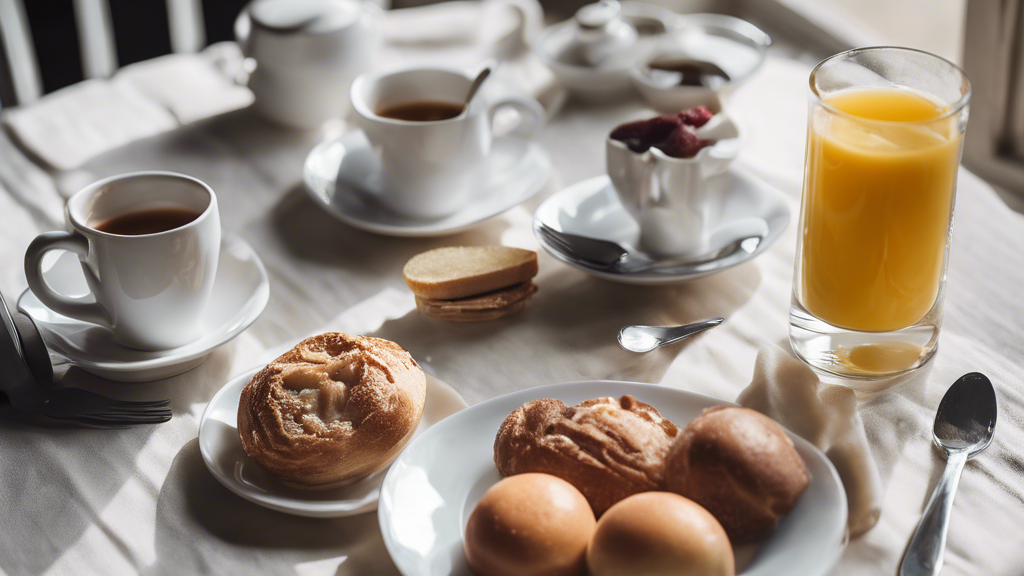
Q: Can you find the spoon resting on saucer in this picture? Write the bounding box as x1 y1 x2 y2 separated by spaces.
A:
536 223 762 275
899 372 997 576
618 317 724 353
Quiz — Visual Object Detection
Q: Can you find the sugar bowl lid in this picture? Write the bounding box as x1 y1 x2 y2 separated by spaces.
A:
538 0 641 69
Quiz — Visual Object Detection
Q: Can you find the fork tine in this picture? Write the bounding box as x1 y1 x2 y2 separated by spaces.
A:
537 226 572 252
75 413 171 425
92 405 174 416
106 399 171 408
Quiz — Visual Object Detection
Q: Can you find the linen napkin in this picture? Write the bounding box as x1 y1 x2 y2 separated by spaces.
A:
1 46 252 170
736 344 884 536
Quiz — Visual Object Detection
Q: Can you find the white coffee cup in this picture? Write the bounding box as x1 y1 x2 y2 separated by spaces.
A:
24 172 221 351
235 0 383 129
350 66 545 218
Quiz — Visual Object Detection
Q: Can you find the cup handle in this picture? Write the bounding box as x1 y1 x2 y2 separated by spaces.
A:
24 231 111 327
484 94 545 139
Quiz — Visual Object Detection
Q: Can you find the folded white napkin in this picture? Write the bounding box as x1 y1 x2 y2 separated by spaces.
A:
2 47 253 170
2 79 177 171
113 45 254 125
737 345 884 536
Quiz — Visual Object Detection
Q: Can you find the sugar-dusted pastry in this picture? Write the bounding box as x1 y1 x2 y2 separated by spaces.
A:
403 246 539 322
237 332 425 489
587 492 734 576
494 395 679 516
662 406 810 542
464 473 595 576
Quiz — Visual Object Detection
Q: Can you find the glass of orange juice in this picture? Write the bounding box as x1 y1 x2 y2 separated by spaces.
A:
790 47 971 386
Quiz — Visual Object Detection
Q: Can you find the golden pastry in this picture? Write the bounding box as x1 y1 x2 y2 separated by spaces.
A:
238 332 425 489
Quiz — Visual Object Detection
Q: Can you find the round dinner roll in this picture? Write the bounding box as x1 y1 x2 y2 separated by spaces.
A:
663 406 810 542
494 395 679 516
587 492 734 576
237 333 426 489
464 473 595 576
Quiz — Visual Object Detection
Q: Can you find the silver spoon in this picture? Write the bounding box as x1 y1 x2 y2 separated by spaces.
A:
618 318 723 353
463 66 492 109
899 372 997 576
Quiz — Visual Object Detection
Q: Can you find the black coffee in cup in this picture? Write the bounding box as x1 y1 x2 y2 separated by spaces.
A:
376 100 465 122
95 207 202 236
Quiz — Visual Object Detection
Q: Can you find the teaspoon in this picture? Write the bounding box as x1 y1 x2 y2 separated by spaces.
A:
463 66 492 109
618 318 724 353
899 372 997 576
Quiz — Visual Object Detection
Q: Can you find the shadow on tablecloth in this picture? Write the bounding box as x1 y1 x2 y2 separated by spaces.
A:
146 439 399 576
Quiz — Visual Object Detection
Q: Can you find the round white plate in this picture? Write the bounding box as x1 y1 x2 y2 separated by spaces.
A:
199 367 469 518
534 169 790 284
18 234 269 382
378 381 847 576
303 130 551 237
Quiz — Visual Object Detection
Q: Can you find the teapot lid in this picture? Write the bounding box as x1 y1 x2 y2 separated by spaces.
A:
539 0 639 69
248 0 362 34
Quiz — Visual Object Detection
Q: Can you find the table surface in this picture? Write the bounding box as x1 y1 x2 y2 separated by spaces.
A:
1 16 1023 576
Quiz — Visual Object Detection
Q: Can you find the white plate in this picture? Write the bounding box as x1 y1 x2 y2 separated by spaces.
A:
303 130 551 237
18 234 269 382
199 367 469 518
378 381 847 576
534 169 790 284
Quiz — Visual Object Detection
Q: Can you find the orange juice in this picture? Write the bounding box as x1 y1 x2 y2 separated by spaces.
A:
798 88 961 332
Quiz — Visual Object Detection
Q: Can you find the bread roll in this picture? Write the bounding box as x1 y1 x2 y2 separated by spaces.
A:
238 333 426 489
587 492 734 576
494 395 679 516
403 246 538 300
464 473 595 576
663 406 809 542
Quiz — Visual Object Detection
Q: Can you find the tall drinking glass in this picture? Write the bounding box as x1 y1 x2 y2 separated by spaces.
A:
790 47 971 387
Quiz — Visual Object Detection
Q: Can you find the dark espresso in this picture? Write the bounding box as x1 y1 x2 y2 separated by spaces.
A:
376 100 465 122
646 59 731 88
95 207 202 236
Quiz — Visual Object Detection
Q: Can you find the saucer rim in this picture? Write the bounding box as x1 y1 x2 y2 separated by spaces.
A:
533 168 790 284
302 131 552 237
199 366 470 518
17 233 270 372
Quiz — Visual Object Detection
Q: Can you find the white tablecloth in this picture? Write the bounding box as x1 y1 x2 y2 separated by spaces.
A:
1 10 1024 576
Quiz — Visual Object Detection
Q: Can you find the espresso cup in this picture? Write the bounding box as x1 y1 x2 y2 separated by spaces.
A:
351 66 545 218
24 172 221 350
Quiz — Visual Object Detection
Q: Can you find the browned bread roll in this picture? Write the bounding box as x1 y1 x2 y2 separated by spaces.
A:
237 333 426 489
494 395 679 516
662 406 810 543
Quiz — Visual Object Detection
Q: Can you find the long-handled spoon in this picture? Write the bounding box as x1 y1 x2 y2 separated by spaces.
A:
618 318 724 353
899 372 997 576
463 65 492 109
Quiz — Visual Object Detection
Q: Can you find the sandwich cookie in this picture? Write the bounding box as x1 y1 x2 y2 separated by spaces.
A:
403 246 539 322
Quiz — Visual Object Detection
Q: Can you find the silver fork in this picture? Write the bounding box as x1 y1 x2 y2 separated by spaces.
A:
40 388 171 427
535 223 763 275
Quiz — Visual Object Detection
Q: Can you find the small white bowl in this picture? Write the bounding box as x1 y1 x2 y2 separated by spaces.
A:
607 111 740 256
632 14 770 113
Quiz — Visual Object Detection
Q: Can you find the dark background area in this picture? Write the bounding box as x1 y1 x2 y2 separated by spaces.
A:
18 0 250 96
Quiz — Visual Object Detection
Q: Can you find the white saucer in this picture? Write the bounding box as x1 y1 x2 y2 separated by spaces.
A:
378 381 847 576
199 367 469 518
534 168 790 284
18 234 269 382
303 130 551 237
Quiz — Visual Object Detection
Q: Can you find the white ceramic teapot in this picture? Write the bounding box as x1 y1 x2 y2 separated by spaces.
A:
235 0 383 129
